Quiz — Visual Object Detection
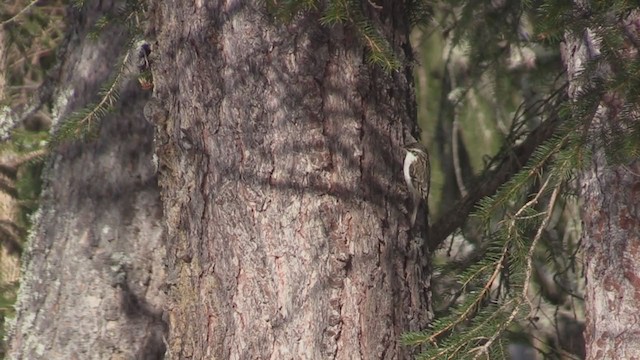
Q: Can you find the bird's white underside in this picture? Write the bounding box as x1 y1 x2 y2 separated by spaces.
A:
403 151 418 197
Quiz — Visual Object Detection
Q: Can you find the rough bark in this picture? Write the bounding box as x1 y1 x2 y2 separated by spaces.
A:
149 1 431 358
564 10 640 360
7 1 167 359
579 154 640 360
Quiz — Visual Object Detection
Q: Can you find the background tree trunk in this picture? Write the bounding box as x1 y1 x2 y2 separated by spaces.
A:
7 1 167 358
564 10 640 360
149 1 431 358
580 154 640 359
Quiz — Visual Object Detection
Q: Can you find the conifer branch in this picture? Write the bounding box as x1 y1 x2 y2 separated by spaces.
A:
471 182 561 359
425 247 507 347
427 177 559 355
428 102 563 251
50 50 131 146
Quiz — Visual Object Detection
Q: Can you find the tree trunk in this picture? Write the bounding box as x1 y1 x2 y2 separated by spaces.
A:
580 156 640 358
149 1 431 358
564 10 640 360
7 1 167 358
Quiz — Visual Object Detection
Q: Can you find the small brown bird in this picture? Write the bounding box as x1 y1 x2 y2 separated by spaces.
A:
403 142 431 226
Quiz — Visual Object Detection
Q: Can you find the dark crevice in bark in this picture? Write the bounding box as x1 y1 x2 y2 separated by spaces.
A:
151 1 428 358
118 281 168 360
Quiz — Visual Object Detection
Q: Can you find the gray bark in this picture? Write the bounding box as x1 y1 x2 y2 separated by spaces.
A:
148 1 431 358
563 9 640 360
7 1 167 359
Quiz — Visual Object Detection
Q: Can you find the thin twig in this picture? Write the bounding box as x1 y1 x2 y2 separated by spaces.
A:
622 164 640 178
1 0 39 26
446 50 468 198
452 116 468 197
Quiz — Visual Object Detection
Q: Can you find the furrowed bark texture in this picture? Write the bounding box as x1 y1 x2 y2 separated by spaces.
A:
8 1 167 358
150 1 431 358
580 155 640 359
564 10 640 360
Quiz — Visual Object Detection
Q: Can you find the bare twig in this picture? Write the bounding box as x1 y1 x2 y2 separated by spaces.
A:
452 116 468 197
1 0 39 26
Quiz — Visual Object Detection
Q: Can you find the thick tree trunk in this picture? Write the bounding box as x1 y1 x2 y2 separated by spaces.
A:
580 153 640 359
564 10 640 360
7 1 167 358
149 1 431 358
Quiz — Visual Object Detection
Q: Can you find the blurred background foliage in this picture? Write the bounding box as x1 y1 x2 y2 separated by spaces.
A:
411 2 584 358
0 0 593 359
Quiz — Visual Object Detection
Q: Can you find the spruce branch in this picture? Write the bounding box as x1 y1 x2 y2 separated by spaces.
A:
428 103 562 251
412 176 562 359
471 182 561 359
50 50 131 146
480 133 568 223
319 0 400 70
435 243 509 342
